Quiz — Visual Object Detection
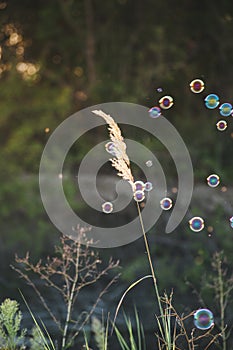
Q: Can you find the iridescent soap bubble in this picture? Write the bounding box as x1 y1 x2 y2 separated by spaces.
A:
134 190 145 202
102 202 113 214
148 106 161 118
144 182 153 192
229 217 233 228
219 103 232 116
204 94 219 109
207 174 220 188
105 141 116 156
160 197 173 210
216 120 227 131
159 95 174 109
134 181 145 192
194 309 214 330
189 216 204 232
146 160 153 167
190 79 205 93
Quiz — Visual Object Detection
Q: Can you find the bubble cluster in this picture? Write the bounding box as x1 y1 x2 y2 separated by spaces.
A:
148 106 161 118
216 120 227 131
219 102 232 117
133 180 154 202
194 309 214 330
189 216 204 232
207 174 220 188
159 95 174 109
204 94 219 109
160 197 173 210
190 79 205 93
102 202 113 214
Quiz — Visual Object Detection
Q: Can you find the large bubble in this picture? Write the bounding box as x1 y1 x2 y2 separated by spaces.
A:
194 309 214 330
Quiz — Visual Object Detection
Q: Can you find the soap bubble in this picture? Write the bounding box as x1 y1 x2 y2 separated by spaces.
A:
189 216 204 232
219 103 232 117
134 190 145 202
105 141 116 155
194 309 214 330
133 181 145 192
156 87 163 93
102 202 113 214
190 79 205 93
145 160 153 167
148 106 161 118
230 217 233 228
144 182 153 192
204 94 219 109
160 197 173 210
207 174 220 188
216 120 227 131
159 95 174 109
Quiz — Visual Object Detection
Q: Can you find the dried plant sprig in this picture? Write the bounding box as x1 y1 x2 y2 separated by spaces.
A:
92 109 134 185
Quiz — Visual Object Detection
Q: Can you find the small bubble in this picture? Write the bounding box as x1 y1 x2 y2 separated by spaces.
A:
58 173 63 179
160 197 173 210
102 202 113 214
148 106 161 118
159 95 174 109
134 190 145 202
207 174 220 188
204 94 219 109
219 103 232 117
194 309 214 330
189 216 204 232
190 79 205 93
146 160 153 167
133 181 145 192
156 87 163 93
221 186 227 192
216 120 227 131
207 226 214 233
144 182 153 191
44 127 50 133
229 217 233 228
105 141 116 156
171 187 178 193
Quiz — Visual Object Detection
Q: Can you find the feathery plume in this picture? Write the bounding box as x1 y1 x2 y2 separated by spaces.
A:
92 109 134 185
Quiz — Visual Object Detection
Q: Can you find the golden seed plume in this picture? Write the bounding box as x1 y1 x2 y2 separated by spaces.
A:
92 109 134 185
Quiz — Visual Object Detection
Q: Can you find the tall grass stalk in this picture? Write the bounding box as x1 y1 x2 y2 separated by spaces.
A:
93 109 174 349
136 202 170 346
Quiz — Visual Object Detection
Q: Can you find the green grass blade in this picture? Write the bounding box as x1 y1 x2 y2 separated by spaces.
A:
112 275 152 333
19 290 55 350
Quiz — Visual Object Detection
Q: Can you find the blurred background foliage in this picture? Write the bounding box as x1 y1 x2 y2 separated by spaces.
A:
0 0 233 346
